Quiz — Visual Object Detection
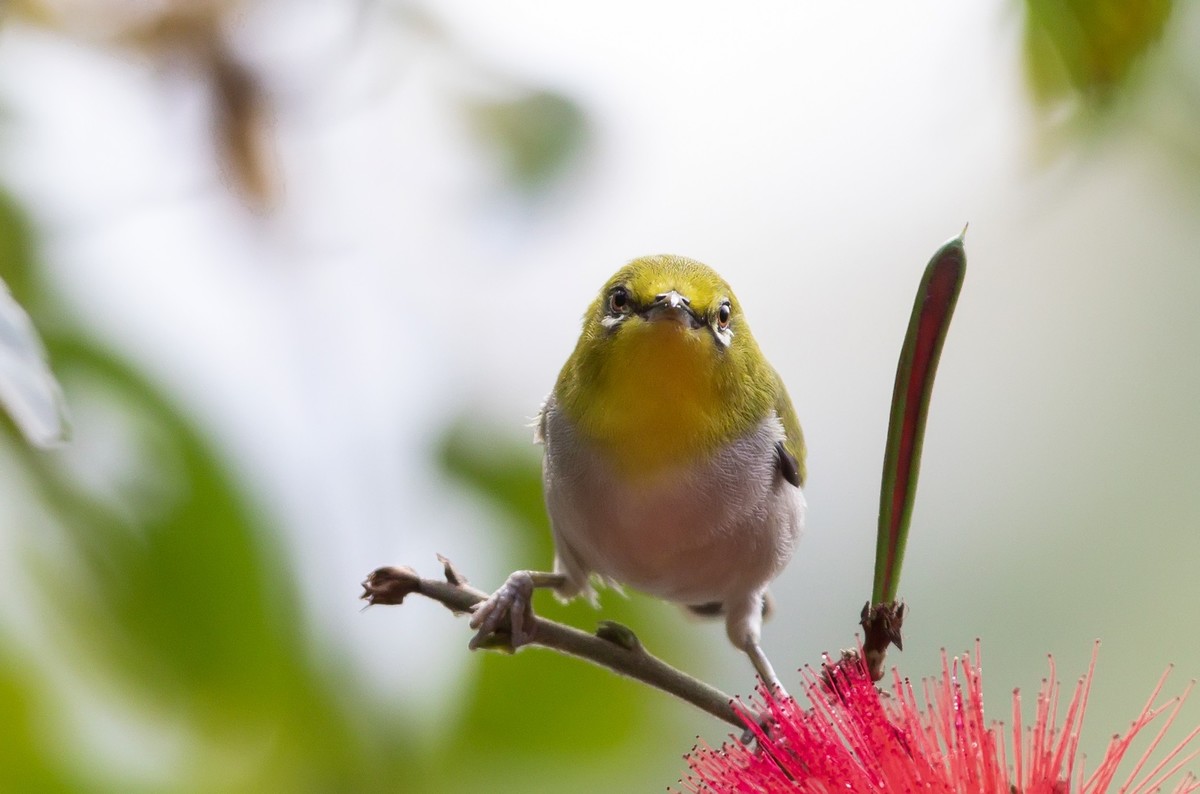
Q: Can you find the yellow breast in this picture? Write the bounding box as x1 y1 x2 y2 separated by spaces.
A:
563 319 729 478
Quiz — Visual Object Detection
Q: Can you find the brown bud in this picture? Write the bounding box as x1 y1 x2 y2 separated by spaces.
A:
860 601 907 682
360 566 421 606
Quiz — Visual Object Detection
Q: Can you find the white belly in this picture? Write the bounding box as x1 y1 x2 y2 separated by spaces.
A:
540 397 806 607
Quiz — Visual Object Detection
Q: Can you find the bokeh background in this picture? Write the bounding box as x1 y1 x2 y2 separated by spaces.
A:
1 1 1198 791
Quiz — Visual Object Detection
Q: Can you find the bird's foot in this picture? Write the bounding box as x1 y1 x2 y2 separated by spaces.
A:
739 709 779 746
468 571 544 650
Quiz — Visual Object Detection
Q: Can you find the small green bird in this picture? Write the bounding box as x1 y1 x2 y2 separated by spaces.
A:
469 254 806 689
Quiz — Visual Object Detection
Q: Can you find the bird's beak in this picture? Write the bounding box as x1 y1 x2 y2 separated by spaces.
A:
643 290 703 329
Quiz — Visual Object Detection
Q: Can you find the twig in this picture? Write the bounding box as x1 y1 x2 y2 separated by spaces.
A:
360 562 743 730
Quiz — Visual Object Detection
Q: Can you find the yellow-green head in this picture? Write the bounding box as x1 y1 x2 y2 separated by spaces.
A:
554 254 805 480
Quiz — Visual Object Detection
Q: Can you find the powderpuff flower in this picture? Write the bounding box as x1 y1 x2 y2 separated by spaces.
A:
682 644 1199 793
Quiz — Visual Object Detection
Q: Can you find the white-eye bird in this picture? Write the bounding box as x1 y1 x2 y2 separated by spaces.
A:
469 254 806 689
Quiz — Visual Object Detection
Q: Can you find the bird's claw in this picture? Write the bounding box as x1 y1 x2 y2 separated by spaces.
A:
739 708 780 747
468 571 538 650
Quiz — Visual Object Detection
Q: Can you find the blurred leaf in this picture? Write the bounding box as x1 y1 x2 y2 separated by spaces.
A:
3 333 422 790
0 195 70 448
0 278 70 448
0 654 77 792
1024 0 1173 106
398 3 587 197
465 90 588 193
37 339 302 707
0 190 36 305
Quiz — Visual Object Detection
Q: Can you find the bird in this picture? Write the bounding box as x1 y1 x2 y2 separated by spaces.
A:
468 254 806 690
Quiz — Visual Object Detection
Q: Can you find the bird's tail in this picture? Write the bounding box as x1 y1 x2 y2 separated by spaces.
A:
683 591 775 621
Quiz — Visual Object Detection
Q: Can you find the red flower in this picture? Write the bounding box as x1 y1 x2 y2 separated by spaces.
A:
682 643 1200 793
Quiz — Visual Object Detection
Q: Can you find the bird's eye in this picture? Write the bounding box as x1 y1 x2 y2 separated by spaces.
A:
609 287 630 314
717 301 732 329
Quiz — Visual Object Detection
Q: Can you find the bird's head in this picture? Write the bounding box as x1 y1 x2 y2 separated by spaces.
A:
590 255 740 349
556 255 779 474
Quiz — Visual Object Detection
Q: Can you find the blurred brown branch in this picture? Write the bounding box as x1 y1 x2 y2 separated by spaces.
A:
360 560 744 730
11 0 277 210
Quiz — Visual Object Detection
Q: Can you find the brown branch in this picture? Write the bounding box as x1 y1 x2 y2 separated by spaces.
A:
360 562 743 730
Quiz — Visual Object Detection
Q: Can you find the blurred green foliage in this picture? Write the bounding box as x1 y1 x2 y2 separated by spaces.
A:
0 190 35 306
0 652 78 792
1024 0 1173 106
465 90 589 193
0 193 420 791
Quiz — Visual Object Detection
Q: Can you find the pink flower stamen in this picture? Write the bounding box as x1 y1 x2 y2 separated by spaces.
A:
681 642 1199 793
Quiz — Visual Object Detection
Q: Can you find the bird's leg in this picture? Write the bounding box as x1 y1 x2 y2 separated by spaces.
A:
737 641 790 746
468 570 567 650
744 640 789 699
727 592 789 698
745 641 785 694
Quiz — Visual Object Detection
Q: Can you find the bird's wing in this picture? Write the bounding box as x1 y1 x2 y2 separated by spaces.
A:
772 367 806 487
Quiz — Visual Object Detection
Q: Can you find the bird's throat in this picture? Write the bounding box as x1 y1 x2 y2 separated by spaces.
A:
565 322 733 479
